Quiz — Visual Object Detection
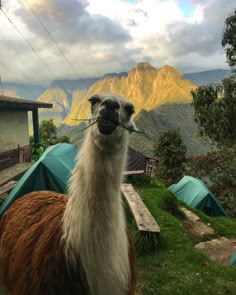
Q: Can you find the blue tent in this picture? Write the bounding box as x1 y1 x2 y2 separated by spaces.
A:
0 144 147 218
228 251 236 266
168 176 227 217
0 143 78 217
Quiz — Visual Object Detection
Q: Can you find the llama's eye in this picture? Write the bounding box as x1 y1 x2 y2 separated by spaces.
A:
125 103 135 116
88 96 101 106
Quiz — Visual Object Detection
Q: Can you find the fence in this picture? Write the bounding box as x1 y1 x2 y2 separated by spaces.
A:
0 145 31 171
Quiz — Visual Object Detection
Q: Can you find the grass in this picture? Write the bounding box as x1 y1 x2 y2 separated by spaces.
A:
1 180 236 294
127 180 236 295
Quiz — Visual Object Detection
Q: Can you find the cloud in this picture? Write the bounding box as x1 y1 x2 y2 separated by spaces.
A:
15 0 130 45
110 0 234 72
0 0 235 84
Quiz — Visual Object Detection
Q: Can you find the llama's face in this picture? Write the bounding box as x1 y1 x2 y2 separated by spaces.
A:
88 94 137 150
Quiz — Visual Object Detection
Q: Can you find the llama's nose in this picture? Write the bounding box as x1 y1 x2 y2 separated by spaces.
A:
99 99 119 123
98 99 119 134
101 99 120 111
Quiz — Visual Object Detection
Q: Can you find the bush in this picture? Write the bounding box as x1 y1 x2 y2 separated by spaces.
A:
128 174 151 187
160 192 185 219
153 129 187 185
188 146 236 217
29 119 70 162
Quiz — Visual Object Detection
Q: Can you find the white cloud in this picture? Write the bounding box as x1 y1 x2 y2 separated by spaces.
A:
0 0 234 84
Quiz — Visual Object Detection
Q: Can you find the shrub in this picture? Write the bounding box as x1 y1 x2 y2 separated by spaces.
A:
153 129 187 185
160 192 185 219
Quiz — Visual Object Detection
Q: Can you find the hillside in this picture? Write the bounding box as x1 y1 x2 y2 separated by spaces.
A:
2 82 47 100
49 78 99 92
131 104 212 155
63 63 197 126
36 88 72 126
184 69 231 86
60 63 215 155
127 181 236 295
61 104 212 156
35 72 128 125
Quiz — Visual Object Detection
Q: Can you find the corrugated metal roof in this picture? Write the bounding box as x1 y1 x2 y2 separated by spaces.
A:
0 95 52 110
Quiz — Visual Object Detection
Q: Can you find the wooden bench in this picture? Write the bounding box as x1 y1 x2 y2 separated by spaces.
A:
121 183 160 234
0 181 17 198
123 170 145 176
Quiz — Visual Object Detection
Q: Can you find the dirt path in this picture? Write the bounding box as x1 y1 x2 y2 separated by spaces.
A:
180 207 214 238
181 207 236 265
195 238 236 264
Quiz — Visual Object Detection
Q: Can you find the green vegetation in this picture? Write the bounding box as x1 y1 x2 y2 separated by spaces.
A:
191 10 236 147
153 129 187 185
222 10 236 69
189 10 236 222
159 191 185 219
188 146 236 217
39 118 70 149
127 181 236 295
30 118 70 162
191 81 236 146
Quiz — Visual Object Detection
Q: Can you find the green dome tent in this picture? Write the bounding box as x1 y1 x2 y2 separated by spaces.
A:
228 251 236 266
0 144 148 218
0 143 78 218
168 176 227 217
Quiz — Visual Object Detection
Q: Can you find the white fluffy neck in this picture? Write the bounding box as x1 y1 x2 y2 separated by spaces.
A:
62 130 130 295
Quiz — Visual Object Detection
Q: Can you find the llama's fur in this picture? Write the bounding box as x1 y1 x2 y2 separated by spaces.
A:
0 94 136 295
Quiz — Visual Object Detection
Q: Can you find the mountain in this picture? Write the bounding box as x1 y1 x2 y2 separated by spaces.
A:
49 78 99 92
60 62 213 155
49 72 128 93
102 72 128 79
184 69 231 86
63 63 197 126
65 103 212 156
36 88 72 125
2 82 47 100
36 72 129 125
131 104 212 155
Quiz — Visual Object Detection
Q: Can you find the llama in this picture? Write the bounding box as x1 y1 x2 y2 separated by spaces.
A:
0 94 136 295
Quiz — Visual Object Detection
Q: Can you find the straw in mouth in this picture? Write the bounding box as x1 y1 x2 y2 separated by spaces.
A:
72 118 145 135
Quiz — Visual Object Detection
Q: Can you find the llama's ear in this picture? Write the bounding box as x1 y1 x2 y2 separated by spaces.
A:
125 103 135 117
88 95 101 105
88 95 101 114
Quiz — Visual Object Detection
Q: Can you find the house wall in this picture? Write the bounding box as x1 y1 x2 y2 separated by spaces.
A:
0 110 29 153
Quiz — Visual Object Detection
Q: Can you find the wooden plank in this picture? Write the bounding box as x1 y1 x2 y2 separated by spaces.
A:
121 183 160 233
0 181 17 197
123 170 145 176
0 162 31 187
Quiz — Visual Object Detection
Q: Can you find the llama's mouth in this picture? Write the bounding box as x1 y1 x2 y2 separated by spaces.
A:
97 119 118 135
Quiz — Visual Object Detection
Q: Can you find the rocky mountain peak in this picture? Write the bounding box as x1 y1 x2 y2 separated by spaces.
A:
158 65 183 77
135 62 156 71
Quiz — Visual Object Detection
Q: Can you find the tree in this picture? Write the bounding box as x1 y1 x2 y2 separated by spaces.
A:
39 118 70 148
153 129 187 184
40 118 57 147
191 10 236 147
191 80 236 146
222 10 236 70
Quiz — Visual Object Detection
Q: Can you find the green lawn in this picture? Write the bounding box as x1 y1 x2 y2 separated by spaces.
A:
128 181 236 295
1 181 236 294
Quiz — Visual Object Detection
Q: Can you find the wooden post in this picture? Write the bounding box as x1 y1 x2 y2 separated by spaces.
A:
32 109 40 145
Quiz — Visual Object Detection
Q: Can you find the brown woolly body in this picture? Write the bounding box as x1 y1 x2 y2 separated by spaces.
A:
0 191 136 295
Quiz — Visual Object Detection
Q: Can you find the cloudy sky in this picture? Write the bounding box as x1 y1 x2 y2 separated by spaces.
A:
0 0 235 84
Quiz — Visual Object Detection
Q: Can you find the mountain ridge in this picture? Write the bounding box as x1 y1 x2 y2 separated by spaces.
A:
63 62 197 126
